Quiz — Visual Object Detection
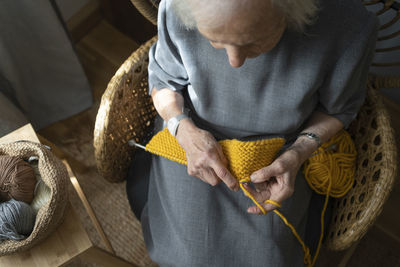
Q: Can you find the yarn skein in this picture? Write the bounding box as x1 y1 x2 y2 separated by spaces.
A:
31 179 51 214
27 158 52 213
0 199 36 242
0 156 37 204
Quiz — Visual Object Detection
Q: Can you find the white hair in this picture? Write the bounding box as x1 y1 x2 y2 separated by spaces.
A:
171 0 319 32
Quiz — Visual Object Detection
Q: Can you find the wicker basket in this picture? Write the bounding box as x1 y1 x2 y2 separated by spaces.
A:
0 141 69 256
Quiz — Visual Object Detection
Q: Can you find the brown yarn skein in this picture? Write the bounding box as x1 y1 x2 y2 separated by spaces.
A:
0 156 36 204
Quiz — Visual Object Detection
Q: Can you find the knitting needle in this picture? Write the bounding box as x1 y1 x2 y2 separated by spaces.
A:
128 139 146 150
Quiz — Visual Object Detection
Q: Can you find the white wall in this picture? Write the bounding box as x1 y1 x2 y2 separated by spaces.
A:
55 0 91 21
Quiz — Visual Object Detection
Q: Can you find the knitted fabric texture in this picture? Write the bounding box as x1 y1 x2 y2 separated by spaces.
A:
145 128 286 181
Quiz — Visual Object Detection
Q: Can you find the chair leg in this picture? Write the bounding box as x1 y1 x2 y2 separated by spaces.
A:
62 160 115 255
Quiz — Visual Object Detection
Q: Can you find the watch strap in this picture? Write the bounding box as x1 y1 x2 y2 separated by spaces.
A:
174 113 189 122
298 132 322 147
168 113 189 137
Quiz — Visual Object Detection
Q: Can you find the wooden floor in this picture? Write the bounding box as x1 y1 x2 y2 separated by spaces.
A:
38 7 400 267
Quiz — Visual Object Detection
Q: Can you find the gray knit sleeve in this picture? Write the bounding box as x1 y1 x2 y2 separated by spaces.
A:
148 0 189 94
317 14 379 128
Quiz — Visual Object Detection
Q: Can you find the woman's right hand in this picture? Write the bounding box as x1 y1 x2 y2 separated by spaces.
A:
176 119 239 191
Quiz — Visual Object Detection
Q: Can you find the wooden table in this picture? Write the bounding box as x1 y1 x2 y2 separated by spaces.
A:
0 124 134 267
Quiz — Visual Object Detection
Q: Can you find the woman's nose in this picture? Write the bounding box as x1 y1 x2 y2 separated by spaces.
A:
225 46 246 68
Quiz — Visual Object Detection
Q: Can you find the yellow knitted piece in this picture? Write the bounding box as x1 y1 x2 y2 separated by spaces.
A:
145 128 188 165
145 128 356 267
145 128 286 182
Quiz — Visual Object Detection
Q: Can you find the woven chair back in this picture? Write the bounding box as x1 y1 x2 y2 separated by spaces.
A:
130 0 160 25
94 36 158 183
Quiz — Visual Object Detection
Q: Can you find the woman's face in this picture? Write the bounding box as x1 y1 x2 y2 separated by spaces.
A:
198 6 286 68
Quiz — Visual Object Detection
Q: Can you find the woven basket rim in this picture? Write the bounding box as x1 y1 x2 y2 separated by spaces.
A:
0 141 69 256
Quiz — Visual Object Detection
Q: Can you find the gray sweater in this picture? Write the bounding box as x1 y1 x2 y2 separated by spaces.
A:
148 0 378 139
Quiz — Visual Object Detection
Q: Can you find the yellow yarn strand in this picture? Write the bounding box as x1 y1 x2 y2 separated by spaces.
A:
264 199 281 208
145 128 356 267
273 209 313 266
239 179 267 214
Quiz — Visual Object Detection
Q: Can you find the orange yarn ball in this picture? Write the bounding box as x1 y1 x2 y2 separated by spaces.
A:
0 156 36 204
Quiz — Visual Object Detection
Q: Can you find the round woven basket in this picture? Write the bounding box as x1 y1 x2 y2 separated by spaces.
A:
0 141 69 256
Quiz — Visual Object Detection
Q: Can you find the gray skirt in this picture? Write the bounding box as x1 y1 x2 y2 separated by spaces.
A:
138 149 312 267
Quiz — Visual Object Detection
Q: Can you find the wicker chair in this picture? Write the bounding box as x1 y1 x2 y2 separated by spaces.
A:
129 0 159 25
93 0 398 260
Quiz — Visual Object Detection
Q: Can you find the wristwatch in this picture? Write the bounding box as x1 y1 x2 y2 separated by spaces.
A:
298 132 322 147
167 113 189 137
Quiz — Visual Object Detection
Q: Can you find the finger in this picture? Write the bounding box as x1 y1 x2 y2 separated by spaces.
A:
245 180 289 214
262 199 282 213
247 199 281 214
243 186 271 215
247 205 264 215
188 166 219 186
242 183 271 202
254 182 268 193
215 144 228 166
261 184 294 213
190 170 208 184
241 183 257 198
242 184 273 214
202 168 221 187
210 160 239 191
250 162 284 183
271 184 295 205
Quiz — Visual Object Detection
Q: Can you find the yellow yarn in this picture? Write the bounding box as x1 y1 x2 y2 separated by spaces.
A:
145 128 356 267
146 128 285 181
303 129 356 198
301 129 356 266
145 128 188 165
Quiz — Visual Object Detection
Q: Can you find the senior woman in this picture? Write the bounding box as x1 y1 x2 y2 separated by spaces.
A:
126 0 378 266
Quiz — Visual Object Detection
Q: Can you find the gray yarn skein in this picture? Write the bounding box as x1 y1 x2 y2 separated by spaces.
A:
0 199 36 242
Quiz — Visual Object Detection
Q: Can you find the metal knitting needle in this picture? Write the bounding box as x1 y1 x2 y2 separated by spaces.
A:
128 139 146 150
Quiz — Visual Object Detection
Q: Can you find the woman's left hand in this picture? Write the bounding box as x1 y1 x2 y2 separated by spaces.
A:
243 111 344 214
244 149 303 214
